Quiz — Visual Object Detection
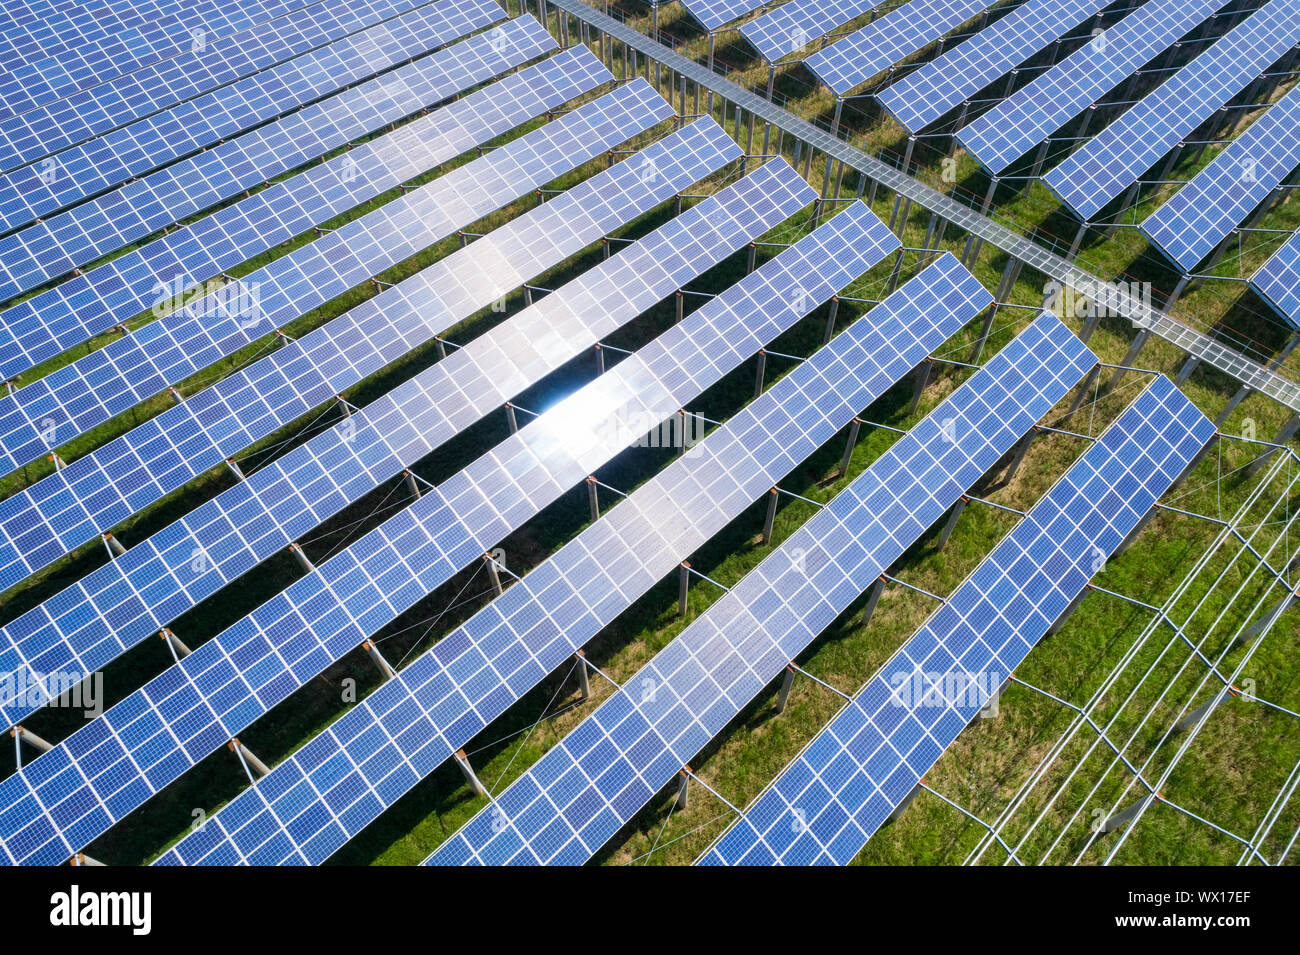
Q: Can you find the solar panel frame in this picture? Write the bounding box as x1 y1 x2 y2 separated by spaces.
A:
0 0 510 235
1141 84 1300 272
0 18 570 382
875 0 1113 134
804 0 992 98
0 0 503 300
426 312 1097 866
699 376 1214 865
157 252 993 867
955 0 1228 175
0 159 813 732
0 200 900 866
0 83 694 597
1043 0 1300 222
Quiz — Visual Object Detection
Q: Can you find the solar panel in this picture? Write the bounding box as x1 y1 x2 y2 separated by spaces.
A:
956 0 1227 175
157 252 993 866
0 201 900 867
0 0 502 300
0 21 574 383
0 88 705 597
1044 0 1300 222
0 71 656 480
1249 229 1300 330
678 0 768 33
428 312 1097 865
804 0 992 98
875 0 1113 134
1141 84 1300 272
700 376 1214 864
0 0 510 235
0 159 812 733
0 0 320 119
0 0 446 175
739 0 876 65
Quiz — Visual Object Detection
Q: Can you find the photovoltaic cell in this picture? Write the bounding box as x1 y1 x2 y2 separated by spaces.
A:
1141 84 1300 272
956 0 1227 175
804 0 991 98
157 251 991 867
740 0 876 65
875 0 1112 134
0 0 502 299
0 85 697 597
1044 0 1300 221
427 313 1097 866
0 201 899 866
1249 230 1300 330
0 159 812 732
700 376 1213 865
0 0 444 175
0 0 322 120
0 21 574 383
0 0 507 234
0 69 651 479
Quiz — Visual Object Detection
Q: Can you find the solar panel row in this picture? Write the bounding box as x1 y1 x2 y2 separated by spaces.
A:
701 376 1214 864
0 83 693 597
0 158 811 733
0 198 897 866
1142 84 1300 272
157 252 992 866
0 17 566 383
956 0 1227 175
0 0 502 300
1250 230 1300 330
428 312 1096 865
740 0 876 65
0 0 511 234
678 0 768 34
876 0 1112 134
1044 0 1300 221
805 0 992 98
0 0 319 120
0 64 647 479
0 0 442 175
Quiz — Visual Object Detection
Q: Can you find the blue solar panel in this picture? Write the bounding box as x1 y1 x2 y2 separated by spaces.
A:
0 85 697 597
701 376 1214 864
739 0 876 65
0 159 811 733
1142 84 1300 272
1250 229 1300 330
1044 0 1300 221
876 0 1113 134
157 253 993 866
0 67 646 479
678 0 768 33
0 0 502 300
956 0 1226 175
0 0 442 175
0 201 899 866
0 0 320 119
0 22 573 383
804 0 992 98
427 313 1097 866
0 0 509 235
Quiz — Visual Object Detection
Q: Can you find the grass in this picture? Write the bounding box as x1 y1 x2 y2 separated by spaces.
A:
1 9 1298 867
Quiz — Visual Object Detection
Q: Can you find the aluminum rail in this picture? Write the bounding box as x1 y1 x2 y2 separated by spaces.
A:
546 0 1300 413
